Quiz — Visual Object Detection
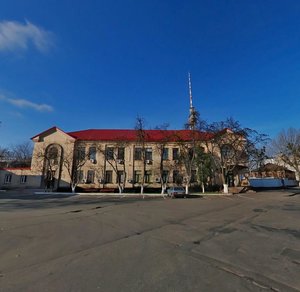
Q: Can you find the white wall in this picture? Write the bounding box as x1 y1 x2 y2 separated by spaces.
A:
0 169 41 189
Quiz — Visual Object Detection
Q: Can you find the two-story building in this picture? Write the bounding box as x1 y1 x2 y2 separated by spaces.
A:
1 126 215 191
29 126 212 191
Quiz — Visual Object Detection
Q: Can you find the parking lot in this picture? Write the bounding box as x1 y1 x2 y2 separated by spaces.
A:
0 189 299 291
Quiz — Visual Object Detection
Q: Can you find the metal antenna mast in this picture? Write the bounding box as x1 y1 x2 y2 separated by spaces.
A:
188 72 193 109
187 72 197 130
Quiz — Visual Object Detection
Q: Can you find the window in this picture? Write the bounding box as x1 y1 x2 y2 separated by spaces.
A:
191 170 197 183
20 175 27 184
48 146 59 164
106 147 114 160
86 170 95 184
162 170 169 183
117 147 125 160
134 170 141 183
89 147 96 160
145 171 152 183
173 170 179 183
163 148 169 160
76 147 86 161
117 171 124 183
173 170 182 184
173 148 179 160
134 147 142 160
145 148 152 161
4 174 12 184
77 170 84 183
105 170 113 183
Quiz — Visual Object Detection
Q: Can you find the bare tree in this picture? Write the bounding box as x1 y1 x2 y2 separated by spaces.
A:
33 142 89 192
0 146 9 159
204 118 268 191
93 163 105 188
271 128 300 182
0 147 9 159
177 133 197 195
195 146 215 193
247 146 268 175
10 141 33 167
176 111 206 195
33 144 63 191
0 142 33 168
153 124 175 196
99 142 128 193
62 143 89 193
135 116 148 196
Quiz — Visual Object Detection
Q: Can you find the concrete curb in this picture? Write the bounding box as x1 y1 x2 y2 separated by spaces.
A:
33 191 230 197
201 193 233 196
34 192 76 196
34 192 172 197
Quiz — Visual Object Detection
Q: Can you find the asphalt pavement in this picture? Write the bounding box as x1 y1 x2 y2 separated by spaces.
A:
0 189 299 291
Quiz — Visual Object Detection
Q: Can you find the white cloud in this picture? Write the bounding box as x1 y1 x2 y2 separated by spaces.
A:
0 94 53 112
0 20 54 53
9 111 24 118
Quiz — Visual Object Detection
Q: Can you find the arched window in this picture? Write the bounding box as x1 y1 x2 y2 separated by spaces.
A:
43 144 63 190
47 145 59 164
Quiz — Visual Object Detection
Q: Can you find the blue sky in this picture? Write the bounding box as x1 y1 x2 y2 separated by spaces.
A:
1 0 300 146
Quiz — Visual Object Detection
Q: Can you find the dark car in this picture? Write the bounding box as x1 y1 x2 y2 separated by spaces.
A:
167 186 186 198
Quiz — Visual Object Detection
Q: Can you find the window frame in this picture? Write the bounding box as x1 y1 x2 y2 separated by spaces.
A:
76 146 86 161
145 148 152 161
145 170 152 183
105 170 113 184
4 174 12 184
173 148 179 160
117 147 125 160
162 148 169 160
134 170 141 183
20 175 27 184
162 170 169 183
88 146 96 161
105 147 114 160
86 170 95 184
134 147 142 160
77 170 84 183
116 170 124 183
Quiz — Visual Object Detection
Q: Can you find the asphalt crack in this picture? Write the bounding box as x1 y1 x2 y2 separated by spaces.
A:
251 224 300 239
182 250 295 291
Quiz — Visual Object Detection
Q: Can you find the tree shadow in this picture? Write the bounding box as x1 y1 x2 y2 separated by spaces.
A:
0 193 164 211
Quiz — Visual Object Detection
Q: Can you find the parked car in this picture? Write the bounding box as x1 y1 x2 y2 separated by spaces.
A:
167 186 186 198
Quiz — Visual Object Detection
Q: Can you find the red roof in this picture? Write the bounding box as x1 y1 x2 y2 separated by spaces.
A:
67 129 213 142
31 126 73 140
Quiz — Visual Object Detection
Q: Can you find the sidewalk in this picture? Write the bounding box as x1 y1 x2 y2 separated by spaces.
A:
33 191 227 197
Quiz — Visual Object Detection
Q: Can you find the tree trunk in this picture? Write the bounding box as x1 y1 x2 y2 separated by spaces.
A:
161 183 167 197
201 182 205 193
223 184 229 194
118 185 123 194
185 184 189 195
71 184 76 193
295 170 300 185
